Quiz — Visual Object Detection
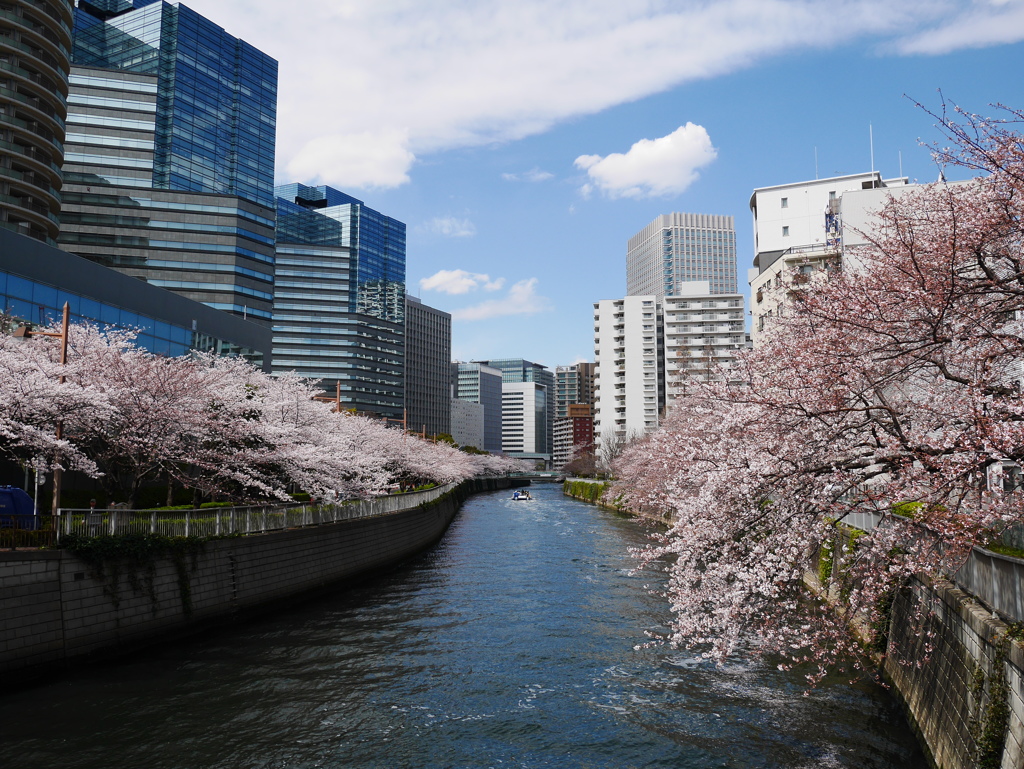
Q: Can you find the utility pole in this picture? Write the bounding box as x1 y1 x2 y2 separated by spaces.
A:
15 303 70 519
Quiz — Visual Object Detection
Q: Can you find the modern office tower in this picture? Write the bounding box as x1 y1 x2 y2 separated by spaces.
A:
476 358 554 454
748 171 910 343
404 294 451 437
501 381 548 461
450 398 484 451
662 281 745 403
627 213 737 299
55 1 278 324
593 296 664 452
553 403 594 470
1 228 271 367
452 362 503 452
555 362 595 418
272 184 406 418
0 0 72 244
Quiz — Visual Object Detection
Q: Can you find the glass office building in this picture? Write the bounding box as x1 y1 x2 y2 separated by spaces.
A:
627 213 737 298
272 184 406 418
56 1 278 325
1 228 270 366
70 0 277 208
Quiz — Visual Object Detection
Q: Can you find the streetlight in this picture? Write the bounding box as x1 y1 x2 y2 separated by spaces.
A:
15 302 70 519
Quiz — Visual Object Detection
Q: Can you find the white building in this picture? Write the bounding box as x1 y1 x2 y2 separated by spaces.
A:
593 296 664 453
501 381 549 461
663 282 746 405
748 171 910 343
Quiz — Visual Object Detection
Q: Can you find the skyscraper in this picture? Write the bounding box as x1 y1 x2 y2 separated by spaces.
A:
272 184 406 418
0 0 73 244
627 213 737 298
56 0 278 323
404 294 451 437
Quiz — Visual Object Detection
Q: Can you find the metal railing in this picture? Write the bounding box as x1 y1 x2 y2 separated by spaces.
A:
0 514 54 548
838 510 1024 623
53 482 458 542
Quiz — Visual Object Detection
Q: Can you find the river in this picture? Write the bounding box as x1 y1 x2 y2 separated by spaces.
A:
0 484 926 768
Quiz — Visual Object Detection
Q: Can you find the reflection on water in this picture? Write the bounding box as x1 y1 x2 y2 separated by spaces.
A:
0 484 926 768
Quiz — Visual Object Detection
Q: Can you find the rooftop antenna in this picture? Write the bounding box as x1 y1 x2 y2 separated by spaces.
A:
814 146 819 179
869 123 876 186
899 150 903 180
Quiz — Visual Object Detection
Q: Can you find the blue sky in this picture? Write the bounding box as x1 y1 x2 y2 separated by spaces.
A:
185 0 1024 369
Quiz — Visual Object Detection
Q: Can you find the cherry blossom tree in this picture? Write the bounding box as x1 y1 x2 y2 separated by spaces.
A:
614 103 1024 678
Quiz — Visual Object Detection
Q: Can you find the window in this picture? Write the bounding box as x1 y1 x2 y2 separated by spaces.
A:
781 197 788 208
782 226 790 237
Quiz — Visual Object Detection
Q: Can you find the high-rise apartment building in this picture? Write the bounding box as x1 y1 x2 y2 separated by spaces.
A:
627 213 737 299
554 362 595 419
593 296 664 449
662 282 746 402
0 0 72 244
272 184 406 418
56 0 279 324
748 171 910 343
404 294 451 437
553 403 594 470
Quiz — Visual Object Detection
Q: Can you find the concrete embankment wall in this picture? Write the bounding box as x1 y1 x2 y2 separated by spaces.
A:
885 576 1024 769
0 477 518 683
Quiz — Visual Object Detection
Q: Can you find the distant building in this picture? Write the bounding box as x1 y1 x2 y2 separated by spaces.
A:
553 403 594 470
476 358 553 455
58 0 279 324
555 362 595 418
450 398 485 452
501 381 548 463
452 362 503 452
748 171 910 343
593 296 664 451
272 184 405 418
627 213 737 299
404 294 451 437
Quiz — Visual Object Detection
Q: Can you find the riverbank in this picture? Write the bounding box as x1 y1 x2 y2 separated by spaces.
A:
562 477 671 524
0 476 525 686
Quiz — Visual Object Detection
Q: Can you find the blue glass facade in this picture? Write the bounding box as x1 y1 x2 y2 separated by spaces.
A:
273 185 406 418
71 0 277 209
0 228 271 367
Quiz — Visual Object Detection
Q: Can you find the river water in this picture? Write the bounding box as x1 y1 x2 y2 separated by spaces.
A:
1 484 926 768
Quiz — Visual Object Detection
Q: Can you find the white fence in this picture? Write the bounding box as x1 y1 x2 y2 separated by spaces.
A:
55 482 458 541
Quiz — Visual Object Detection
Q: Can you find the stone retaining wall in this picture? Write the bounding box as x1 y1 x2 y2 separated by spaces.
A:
1 477 518 684
885 575 1024 769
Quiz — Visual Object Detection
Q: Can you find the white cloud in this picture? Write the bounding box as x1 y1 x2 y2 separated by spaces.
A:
422 216 477 238
420 270 505 295
502 168 555 182
452 278 552 321
180 1 1021 189
575 124 717 199
892 0 1024 54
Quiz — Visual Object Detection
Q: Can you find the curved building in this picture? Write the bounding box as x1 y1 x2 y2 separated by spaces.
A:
0 0 71 243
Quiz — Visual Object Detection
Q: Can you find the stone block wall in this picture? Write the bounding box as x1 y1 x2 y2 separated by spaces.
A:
1 478 516 682
885 576 1024 769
